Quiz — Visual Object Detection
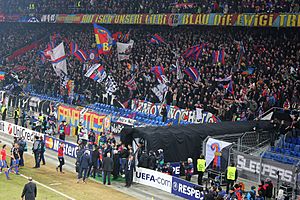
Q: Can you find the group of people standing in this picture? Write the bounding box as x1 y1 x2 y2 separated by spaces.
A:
0 136 27 180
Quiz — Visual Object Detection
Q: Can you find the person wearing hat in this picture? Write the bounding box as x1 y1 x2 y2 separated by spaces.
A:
246 186 256 200
197 154 206 185
21 177 37 200
185 158 194 181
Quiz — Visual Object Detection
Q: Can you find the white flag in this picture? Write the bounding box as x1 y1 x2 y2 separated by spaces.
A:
50 42 67 76
105 75 119 94
117 40 134 61
151 83 168 102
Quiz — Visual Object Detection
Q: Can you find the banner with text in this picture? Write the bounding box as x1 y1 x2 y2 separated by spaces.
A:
44 135 78 158
133 167 172 193
57 105 106 135
38 13 300 27
234 150 297 186
131 99 219 124
0 120 43 143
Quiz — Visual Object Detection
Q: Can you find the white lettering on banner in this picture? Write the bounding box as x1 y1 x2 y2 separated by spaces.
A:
0 121 43 143
133 167 172 193
131 99 218 123
177 183 201 198
237 154 293 182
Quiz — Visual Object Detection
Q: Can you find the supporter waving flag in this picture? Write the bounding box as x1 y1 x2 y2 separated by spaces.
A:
69 42 79 55
74 49 88 62
212 48 225 64
235 41 245 66
151 65 166 82
184 66 200 81
149 34 166 45
88 49 99 62
224 80 234 95
84 63 107 83
0 71 5 80
93 24 114 55
182 43 206 61
112 32 123 42
125 76 137 91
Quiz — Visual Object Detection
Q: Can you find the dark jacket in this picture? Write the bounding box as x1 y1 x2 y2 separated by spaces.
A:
80 153 91 169
148 154 156 170
125 159 136 173
138 153 149 168
21 182 37 200
91 150 100 165
102 157 113 172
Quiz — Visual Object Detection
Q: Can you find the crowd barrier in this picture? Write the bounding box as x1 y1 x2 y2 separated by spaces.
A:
133 167 205 200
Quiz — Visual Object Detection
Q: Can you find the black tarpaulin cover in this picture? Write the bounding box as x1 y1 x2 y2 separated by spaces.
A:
121 121 272 162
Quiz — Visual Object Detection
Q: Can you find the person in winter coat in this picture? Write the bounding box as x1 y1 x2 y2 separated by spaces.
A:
148 150 156 170
112 149 120 180
256 191 265 200
87 146 100 178
184 158 194 181
138 151 149 168
18 137 27 166
88 129 96 150
21 177 37 200
246 186 256 200
156 149 164 171
77 150 91 183
102 152 113 185
263 178 273 200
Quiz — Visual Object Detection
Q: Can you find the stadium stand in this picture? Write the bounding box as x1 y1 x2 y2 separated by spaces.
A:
0 23 299 123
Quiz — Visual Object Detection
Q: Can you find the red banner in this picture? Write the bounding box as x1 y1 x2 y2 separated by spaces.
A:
7 40 41 61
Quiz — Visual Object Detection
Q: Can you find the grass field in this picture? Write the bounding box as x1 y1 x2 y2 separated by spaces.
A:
0 152 135 200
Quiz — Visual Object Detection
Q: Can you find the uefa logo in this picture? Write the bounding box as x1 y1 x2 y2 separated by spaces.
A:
172 181 178 191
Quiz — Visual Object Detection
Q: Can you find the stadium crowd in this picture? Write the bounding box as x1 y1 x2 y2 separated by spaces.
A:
1 23 299 122
0 0 299 15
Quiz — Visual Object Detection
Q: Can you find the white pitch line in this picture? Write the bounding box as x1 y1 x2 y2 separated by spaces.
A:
20 174 76 200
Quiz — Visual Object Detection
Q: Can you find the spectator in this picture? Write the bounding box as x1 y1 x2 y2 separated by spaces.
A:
56 143 65 173
21 177 37 200
263 178 273 200
77 150 91 183
87 146 100 179
156 149 164 171
246 186 256 200
32 136 41 168
138 150 149 168
124 154 135 188
18 137 27 167
102 152 113 185
39 136 46 165
148 150 157 170
184 158 194 181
